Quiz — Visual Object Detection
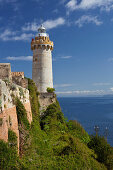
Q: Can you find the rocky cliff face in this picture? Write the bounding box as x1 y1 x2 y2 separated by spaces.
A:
0 80 32 152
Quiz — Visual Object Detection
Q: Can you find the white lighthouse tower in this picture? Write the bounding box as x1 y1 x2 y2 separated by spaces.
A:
31 25 54 92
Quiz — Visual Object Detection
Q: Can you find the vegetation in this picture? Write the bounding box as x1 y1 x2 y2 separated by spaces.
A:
8 129 17 149
47 87 55 93
0 140 18 170
0 118 3 126
16 98 30 129
1 78 113 169
28 78 39 118
88 135 113 169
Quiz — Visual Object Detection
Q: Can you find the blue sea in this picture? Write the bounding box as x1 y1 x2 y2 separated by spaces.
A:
58 97 113 146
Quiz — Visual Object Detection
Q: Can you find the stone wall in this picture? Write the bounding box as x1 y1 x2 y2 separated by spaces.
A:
12 72 28 89
0 63 12 82
0 107 19 150
0 79 32 152
39 92 56 113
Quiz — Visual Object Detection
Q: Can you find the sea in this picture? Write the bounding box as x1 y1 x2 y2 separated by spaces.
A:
58 97 113 146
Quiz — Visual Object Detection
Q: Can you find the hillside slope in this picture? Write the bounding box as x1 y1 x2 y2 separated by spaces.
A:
1 79 112 170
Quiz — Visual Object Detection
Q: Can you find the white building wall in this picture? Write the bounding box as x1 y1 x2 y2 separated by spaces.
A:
32 47 53 92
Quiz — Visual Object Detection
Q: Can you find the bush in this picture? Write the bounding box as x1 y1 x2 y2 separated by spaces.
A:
0 140 18 170
67 120 90 144
46 87 55 93
27 78 39 118
16 98 30 129
40 103 65 131
88 135 113 168
8 129 17 147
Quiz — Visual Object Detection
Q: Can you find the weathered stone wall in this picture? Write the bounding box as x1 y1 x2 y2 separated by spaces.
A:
0 111 8 142
39 92 56 112
0 107 19 150
12 72 28 89
0 80 32 152
32 48 53 92
0 63 12 82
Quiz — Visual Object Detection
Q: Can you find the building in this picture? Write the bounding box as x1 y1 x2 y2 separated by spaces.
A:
31 25 54 93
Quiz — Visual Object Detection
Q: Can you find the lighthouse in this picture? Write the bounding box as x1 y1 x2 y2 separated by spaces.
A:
31 25 54 92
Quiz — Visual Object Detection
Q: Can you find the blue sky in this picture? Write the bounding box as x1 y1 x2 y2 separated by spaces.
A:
1 0 113 96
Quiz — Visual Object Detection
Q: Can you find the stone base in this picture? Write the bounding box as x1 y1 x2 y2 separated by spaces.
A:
39 92 56 113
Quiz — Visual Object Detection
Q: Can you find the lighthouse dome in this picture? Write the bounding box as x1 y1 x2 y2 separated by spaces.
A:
38 25 49 37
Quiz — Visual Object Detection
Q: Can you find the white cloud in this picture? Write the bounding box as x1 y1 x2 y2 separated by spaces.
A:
110 87 113 91
75 15 103 27
56 89 105 95
66 0 77 11
54 84 73 88
6 56 32 61
93 83 111 86
108 57 113 61
61 56 72 59
12 33 33 41
22 22 38 32
22 17 65 32
0 29 33 41
66 0 113 11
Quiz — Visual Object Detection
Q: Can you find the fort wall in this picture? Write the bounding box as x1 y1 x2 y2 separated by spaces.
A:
39 92 56 113
0 80 32 152
0 63 12 82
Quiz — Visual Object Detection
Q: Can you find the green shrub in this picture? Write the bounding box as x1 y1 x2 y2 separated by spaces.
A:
40 103 65 131
27 78 39 119
88 135 113 168
16 98 30 129
19 88 24 97
0 140 18 170
0 118 3 126
67 120 90 144
46 87 55 93
8 129 17 148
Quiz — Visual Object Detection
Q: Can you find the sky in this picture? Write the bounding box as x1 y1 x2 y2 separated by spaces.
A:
1 0 113 96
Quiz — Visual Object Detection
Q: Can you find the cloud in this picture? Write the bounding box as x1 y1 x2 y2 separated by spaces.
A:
108 57 113 61
0 29 33 41
56 89 105 95
75 15 103 27
6 56 32 61
61 56 72 59
53 55 72 61
93 83 111 86
54 84 73 88
12 33 33 41
66 0 113 12
22 17 65 32
110 87 113 91
66 0 77 11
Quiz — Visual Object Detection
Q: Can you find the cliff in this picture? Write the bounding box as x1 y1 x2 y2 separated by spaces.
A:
1 78 113 170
